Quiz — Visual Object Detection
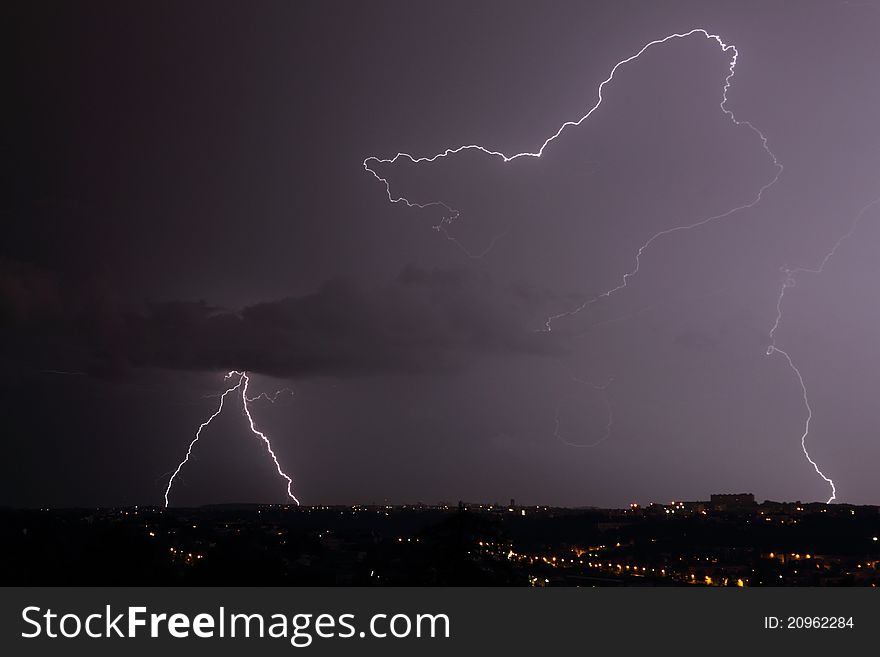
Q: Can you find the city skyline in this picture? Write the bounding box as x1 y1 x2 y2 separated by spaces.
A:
5 496 879 586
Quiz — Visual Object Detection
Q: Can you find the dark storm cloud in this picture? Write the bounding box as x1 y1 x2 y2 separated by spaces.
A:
0 261 562 378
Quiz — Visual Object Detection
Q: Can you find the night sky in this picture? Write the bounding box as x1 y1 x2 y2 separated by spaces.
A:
4 0 880 508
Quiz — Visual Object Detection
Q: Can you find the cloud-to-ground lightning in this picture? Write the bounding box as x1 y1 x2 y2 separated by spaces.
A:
164 372 243 507
765 197 880 503
553 376 615 447
364 28 782 304
164 371 299 507
240 373 300 505
366 27 880 504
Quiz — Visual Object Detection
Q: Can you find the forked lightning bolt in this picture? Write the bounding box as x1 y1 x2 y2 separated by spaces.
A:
364 28 782 315
766 197 880 503
164 371 299 507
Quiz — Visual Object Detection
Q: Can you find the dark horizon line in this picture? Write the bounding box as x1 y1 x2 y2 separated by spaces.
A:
4 499 877 512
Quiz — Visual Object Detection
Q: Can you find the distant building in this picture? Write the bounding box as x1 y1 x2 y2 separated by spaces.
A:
710 493 756 512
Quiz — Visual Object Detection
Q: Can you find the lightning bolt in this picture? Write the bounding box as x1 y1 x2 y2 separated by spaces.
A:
765 197 880 503
366 28 880 505
239 372 300 505
364 28 782 302
164 371 299 507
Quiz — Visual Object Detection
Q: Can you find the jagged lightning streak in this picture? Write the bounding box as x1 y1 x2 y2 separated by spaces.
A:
240 372 300 505
369 28 880 503
203 386 295 403
164 371 299 507
570 285 731 338
765 197 880 503
164 371 244 507
540 31 781 329
364 28 782 297
245 387 294 403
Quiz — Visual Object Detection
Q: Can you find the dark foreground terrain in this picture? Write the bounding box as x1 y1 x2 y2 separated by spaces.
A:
2 499 878 586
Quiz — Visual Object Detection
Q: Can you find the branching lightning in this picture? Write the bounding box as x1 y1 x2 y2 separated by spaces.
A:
765 197 880 503
364 28 782 295
245 387 294 403
203 385 294 403
365 27 880 504
164 371 299 507
539 30 782 330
